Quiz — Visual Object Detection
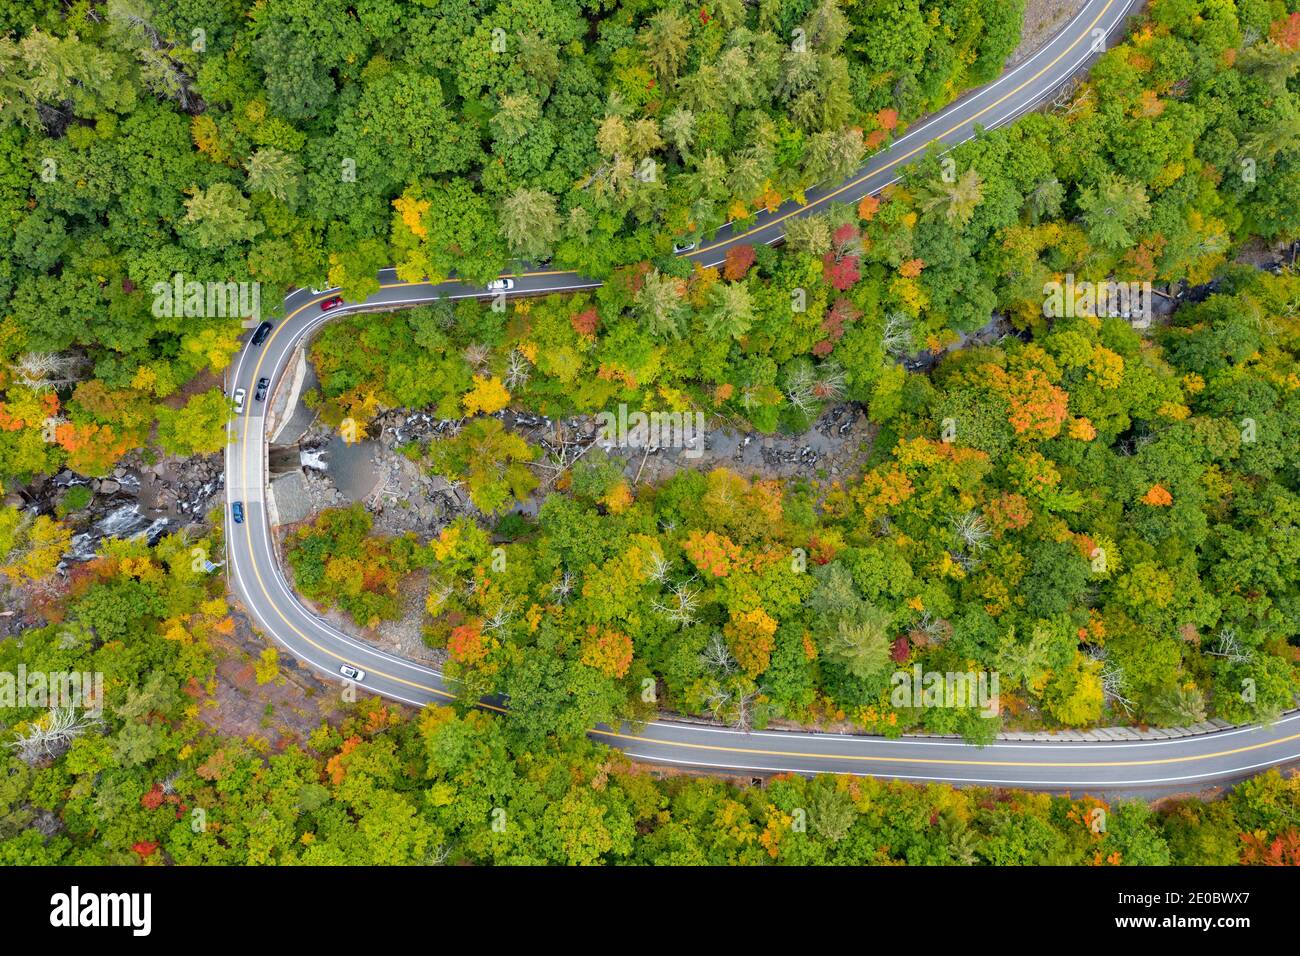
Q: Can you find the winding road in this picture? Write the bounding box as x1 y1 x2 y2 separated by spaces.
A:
223 0 1300 792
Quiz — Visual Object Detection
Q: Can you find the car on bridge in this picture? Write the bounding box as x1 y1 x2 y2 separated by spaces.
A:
254 377 269 402
232 388 246 415
250 321 273 346
231 501 244 524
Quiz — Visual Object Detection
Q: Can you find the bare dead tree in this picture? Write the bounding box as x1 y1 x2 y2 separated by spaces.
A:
731 684 763 731
549 571 574 604
645 551 672 585
1050 80 1092 118
9 352 83 390
1100 661 1134 716
785 362 847 416
504 349 532 390
950 511 991 553
1206 628 1253 664
909 611 951 648
482 603 514 634
703 683 733 722
1102 668 1134 715
9 708 102 765
652 580 700 626
462 343 491 370
881 311 914 357
533 434 599 488
699 632 737 675
1085 645 1134 715
425 844 452 865
703 680 763 730
812 363 848 402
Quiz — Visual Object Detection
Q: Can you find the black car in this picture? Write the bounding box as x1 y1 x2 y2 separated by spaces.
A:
250 321 273 346
254 377 270 402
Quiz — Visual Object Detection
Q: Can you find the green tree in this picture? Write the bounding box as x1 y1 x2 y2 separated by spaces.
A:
500 187 561 262
1077 173 1150 250
182 183 264 249
245 147 302 206
155 388 231 456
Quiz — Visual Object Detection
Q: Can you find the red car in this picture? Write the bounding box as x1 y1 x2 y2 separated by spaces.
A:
320 295 344 311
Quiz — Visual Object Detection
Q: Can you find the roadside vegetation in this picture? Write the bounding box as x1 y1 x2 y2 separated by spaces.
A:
2 530 1298 865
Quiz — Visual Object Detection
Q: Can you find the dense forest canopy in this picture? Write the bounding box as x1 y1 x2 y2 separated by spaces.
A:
281 0 1300 740
289 252 1300 745
0 0 1023 471
4 0 1300 488
2 530 1298 865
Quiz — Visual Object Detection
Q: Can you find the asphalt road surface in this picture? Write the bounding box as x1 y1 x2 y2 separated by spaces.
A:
223 0 1300 791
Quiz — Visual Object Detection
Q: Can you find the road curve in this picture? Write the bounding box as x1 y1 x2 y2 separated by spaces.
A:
223 0 1300 791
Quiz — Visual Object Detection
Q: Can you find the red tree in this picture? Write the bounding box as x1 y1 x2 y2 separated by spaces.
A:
723 244 756 281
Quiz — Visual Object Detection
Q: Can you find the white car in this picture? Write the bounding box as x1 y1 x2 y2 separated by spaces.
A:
673 241 697 254
486 278 514 292
232 388 246 415
309 286 337 295
339 664 366 683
